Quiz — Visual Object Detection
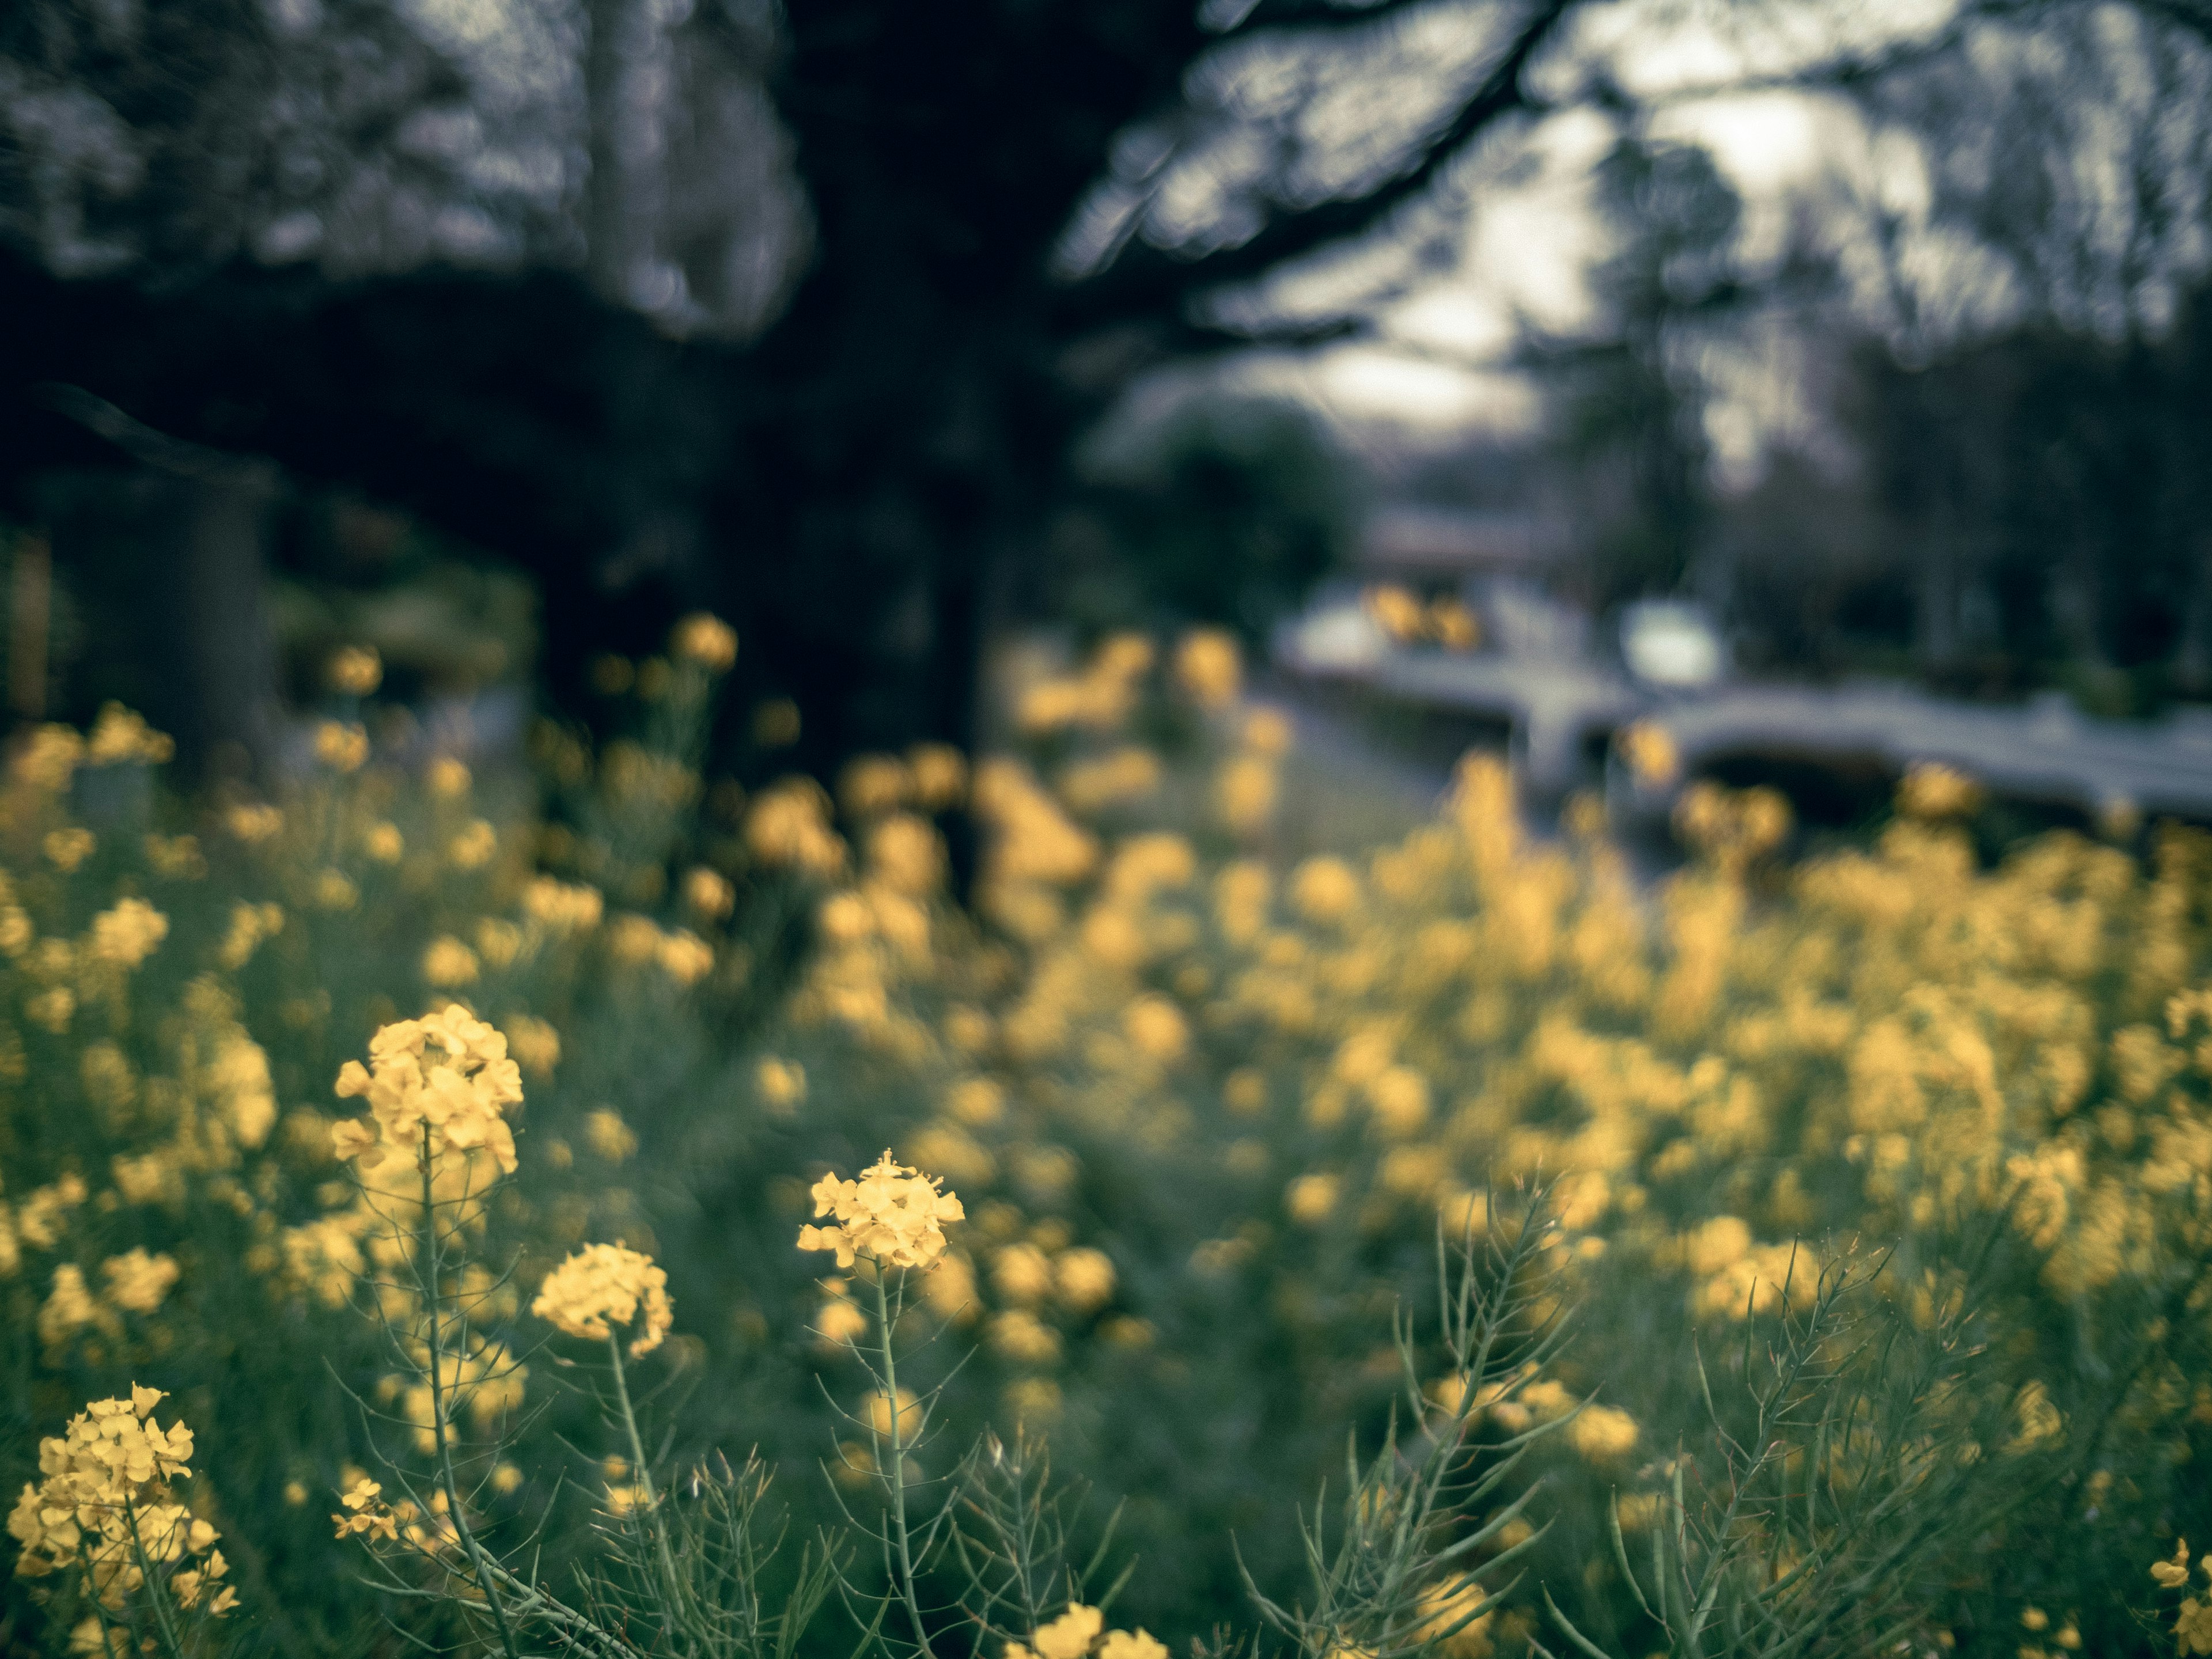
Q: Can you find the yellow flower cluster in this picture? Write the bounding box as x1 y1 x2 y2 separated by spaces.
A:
746 778 849 878
798 1152 965 1270
531 1241 674 1355
85 703 175 767
331 1476 470 1560
7 1387 234 1616
328 643 383 695
671 612 738 672
1006 1603 1166 1659
2154 1539 2212 1654
88 898 168 969
331 1007 525 1175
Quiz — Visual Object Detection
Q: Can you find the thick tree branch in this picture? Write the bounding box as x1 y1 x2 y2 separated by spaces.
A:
1067 0 1575 327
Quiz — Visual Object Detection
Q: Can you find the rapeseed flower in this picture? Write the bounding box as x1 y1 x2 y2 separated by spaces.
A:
1054 1247 1116 1313
1025 1604 1105 1659
1566 1404 1639 1462
685 865 737 918
2180 1599 2212 1656
88 898 168 969
531 1241 673 1356
315 721 369 772
44 827 94 872
329 1007 525 1174
447 818 498 870
2156 1539 2195 1588
757 1056 806 1112
426 756 472 798
327 644 382 695
671 612 738 672
332 1477 399 1543
7 1387 233 1615
101 1248 180 1314
1173 629 1240 709
798 1152 964 1271
421 935 481 987
85 703 173 765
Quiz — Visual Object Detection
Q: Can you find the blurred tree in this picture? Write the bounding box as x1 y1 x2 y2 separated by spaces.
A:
1546 136 1742 613
1847 285 2212 709
5 0 2212 769
1053 392 1364 642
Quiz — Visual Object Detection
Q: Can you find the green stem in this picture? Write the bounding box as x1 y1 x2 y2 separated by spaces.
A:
607 1331 691 1643
876 1271 935 1659
417 1126 525 1659
118 1499 187 1659
75 1537 126 1659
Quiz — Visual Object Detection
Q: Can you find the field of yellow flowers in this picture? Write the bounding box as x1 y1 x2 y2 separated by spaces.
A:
6 622 2212 1658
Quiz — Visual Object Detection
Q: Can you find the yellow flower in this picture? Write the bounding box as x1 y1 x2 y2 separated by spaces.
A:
86 704 173 766
314 721 369 772
1286 1173 1339 1226
1123 997 1188 1062
1054 1247 1116 1313
1099 1633 1166 1659
426 756 472 798
1032 1604 1105 1659
101 1248 180 1314
1213 754 1278 836
816 1293 870 1347
747 779 847 877
1616 721 1679 788
523 876 604 933
1898 760 1984 819
506 1014 561 1080
757 1058 807 1113
88 898 168 969
532 1241 674 1356
43 827 95 872
2156 1539 2195 1589
685 865 737 919
37 1264 110 1347
1567 1404 1640 1461
313 868 359 911
476 918 522 969
13 725 84 790
364 821 404 863
332 1476 399 1543
225 802 283 843
583 1109 637 1162
2179 1598 2212 1656
907 743 967 809
7 1388 226 1613
993 1243 1055 1304
421 935 481 987
1365 583 1426 642
672 612 738 672
798 1152 965 1271
655 929 715 985
329 1007 525 1174
447 819 498 870
327 645 382 695
1173 629 1241 709
1290 856 1361 923
866 1387 923 1441
988 1309 1062 1365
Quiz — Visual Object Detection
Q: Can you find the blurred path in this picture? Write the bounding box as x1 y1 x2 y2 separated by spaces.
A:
1285 646 2212 827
